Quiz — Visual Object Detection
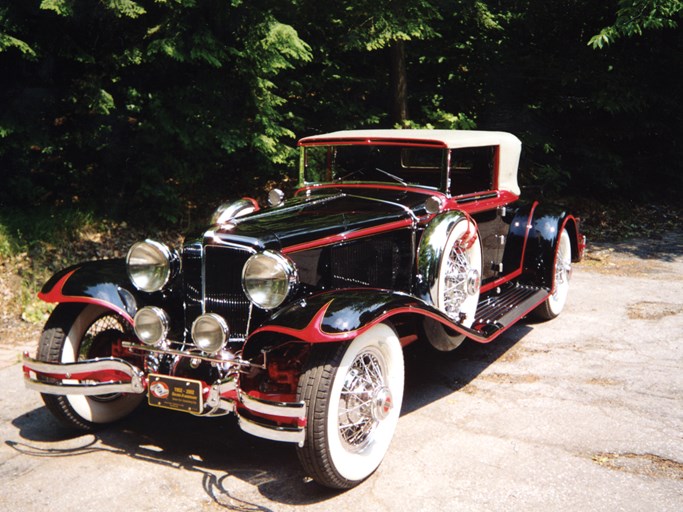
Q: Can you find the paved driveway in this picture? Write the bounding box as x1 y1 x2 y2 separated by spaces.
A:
1 237 682 511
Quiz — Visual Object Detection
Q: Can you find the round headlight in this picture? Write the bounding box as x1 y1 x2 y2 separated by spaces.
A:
126 240 177 292
242 250 298 310
134 306 170 346
191 313 229 354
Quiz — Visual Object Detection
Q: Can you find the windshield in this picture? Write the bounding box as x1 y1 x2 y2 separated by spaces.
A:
301 145 445 189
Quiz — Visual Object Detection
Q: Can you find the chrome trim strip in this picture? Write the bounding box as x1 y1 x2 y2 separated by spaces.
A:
24 380 141 396
237 415 305 446
121 341 258 368
22 353 145 395
201 241 206 314
239 391 306 419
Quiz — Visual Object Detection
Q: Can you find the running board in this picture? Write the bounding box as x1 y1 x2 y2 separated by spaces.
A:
470 283 549 339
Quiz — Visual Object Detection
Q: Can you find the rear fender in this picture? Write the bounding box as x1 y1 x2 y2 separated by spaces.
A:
39 259 146 325
520 206 582 288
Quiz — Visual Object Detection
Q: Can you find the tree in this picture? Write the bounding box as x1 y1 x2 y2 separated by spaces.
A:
0 0 311 223
589 0 683 48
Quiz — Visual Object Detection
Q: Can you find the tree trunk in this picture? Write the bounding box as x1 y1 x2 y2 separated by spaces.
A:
389 40 409 126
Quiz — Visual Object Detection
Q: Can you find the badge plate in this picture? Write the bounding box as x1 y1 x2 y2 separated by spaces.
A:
148 374 203 414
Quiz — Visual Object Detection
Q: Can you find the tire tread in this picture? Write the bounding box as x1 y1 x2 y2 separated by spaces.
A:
296 342 354 489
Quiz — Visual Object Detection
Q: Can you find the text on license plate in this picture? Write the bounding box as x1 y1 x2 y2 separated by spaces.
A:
148 374 203 414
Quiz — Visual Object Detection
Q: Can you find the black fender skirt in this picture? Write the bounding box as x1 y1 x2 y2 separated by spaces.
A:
248 288 495 345
519 205 583 289
38 259 141 325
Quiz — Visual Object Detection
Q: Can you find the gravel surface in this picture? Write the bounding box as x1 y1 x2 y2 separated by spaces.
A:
1 236 682 512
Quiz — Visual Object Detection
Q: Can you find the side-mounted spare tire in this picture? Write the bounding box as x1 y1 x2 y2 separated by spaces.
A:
421 215 482 351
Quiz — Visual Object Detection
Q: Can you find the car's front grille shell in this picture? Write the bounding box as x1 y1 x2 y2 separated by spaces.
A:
182 242 256 342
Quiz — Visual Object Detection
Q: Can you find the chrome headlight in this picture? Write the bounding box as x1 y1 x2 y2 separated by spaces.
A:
242 250 298 310
134 306 170 346
191 313 229 354
126 240 178 292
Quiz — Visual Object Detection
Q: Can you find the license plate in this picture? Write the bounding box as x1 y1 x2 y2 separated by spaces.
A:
148 374 203 414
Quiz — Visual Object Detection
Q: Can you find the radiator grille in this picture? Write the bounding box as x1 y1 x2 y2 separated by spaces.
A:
182 243 255 341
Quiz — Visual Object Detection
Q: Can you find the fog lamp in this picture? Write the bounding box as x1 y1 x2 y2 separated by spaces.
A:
191 313 229 354
134 306 170 346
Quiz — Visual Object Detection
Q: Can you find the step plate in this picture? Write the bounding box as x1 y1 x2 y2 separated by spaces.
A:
472 284 549 336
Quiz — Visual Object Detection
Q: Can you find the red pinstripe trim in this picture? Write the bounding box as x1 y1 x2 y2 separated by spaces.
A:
295 183 445 197
281 218 414 254
38 268 134 325
250 294 549 346
443 190 519 214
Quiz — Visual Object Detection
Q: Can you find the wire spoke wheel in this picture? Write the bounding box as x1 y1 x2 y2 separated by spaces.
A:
338 347 391 452
534 228 573 320
297 323 404 489
424 217 482 351
438 219 481 324
39 304 143 430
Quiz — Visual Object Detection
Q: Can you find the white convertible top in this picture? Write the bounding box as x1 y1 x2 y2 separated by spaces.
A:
299 129 522 196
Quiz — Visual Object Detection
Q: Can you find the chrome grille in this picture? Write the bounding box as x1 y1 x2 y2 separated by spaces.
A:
204 245 254 340
182 243 255 342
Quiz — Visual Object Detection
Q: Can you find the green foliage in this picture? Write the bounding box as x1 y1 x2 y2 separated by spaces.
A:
0 0 680 231
589 0 682 48
0 0 312 225
0 208 101 323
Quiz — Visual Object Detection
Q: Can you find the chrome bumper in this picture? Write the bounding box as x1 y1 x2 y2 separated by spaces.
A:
22 352 146 395
237 392 306 447
22 352 307 445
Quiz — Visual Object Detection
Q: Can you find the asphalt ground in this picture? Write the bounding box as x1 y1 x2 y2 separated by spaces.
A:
1 236 682 512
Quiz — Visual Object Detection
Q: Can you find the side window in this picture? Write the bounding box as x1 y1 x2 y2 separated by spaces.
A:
449 146 496 196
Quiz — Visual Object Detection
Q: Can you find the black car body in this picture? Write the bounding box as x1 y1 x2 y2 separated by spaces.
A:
23 129 585 489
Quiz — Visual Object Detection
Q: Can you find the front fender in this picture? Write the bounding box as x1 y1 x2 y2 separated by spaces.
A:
244 288 490 357
39 259 144 325
249 289 422 345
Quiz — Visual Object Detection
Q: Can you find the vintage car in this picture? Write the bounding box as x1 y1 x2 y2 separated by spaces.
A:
23 129 584 489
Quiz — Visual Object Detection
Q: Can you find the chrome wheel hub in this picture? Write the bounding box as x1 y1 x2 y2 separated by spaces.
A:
371 386 393 422
338 349 388 452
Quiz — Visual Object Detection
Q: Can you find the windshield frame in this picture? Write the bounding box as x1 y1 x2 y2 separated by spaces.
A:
298 142 449 192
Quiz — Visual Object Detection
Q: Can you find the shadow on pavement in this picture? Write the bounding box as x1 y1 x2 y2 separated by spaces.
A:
7 323 533 508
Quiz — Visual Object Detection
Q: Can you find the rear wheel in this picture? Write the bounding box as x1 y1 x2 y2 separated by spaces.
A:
38 303 143 430
534 228 572 320
296 323 404 489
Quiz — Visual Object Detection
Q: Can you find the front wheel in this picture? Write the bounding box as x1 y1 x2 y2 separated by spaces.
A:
296 322 404 489
38 303 144 430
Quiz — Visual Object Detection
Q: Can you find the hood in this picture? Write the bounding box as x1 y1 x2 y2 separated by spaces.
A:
207 188 431 251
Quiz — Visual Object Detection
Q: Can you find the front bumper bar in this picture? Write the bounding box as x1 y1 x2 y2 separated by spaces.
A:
22 352 306 445
22 352 146 395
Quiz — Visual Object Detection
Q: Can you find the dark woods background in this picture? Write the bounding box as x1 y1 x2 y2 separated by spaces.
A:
1 0 681 227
